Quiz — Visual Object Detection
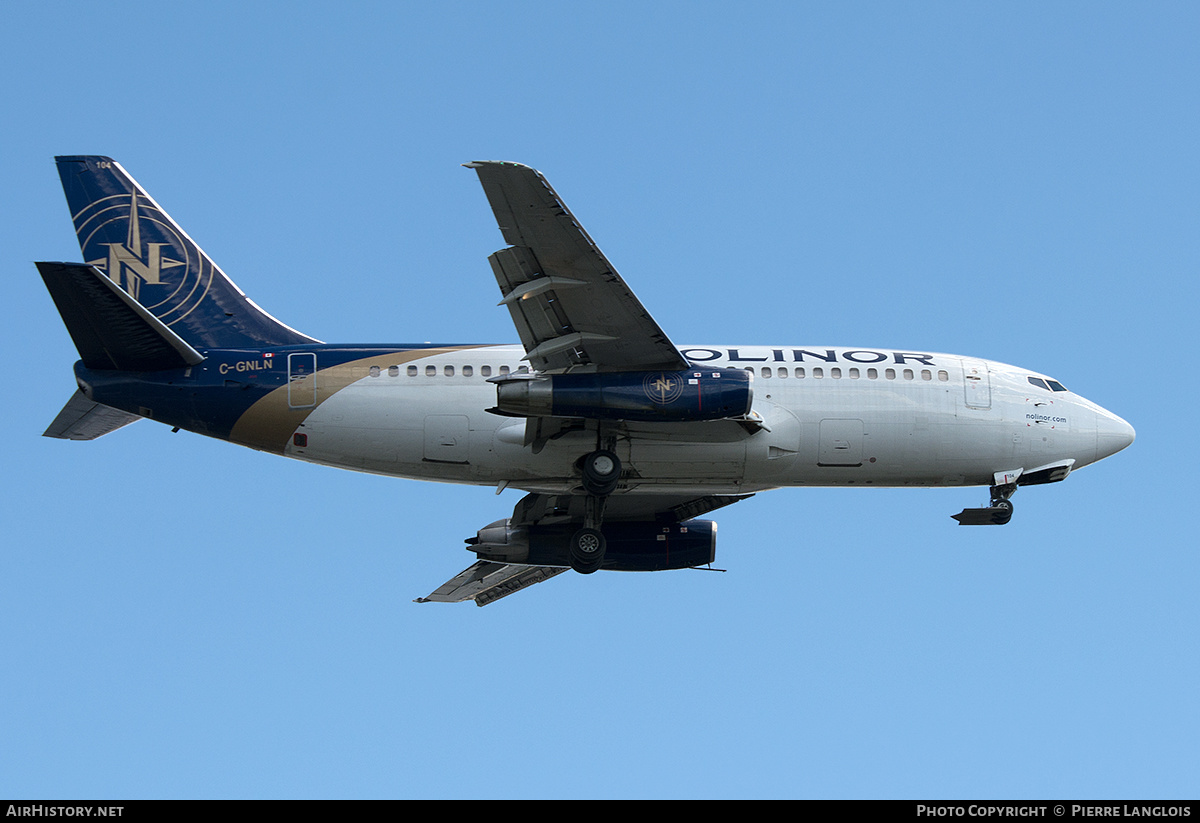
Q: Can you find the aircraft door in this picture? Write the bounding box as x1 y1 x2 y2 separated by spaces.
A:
424 415 470 464
818 418 864 467
961 359 991 410
288 352 317 409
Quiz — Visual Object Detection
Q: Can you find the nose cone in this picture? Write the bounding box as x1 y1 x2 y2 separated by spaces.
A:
1095 409 1136 461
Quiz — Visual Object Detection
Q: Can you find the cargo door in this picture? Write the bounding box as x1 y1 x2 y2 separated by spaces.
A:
818 418 864 467
424 415 470 464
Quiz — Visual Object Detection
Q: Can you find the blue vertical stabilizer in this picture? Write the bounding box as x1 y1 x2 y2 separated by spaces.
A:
54 155 315 349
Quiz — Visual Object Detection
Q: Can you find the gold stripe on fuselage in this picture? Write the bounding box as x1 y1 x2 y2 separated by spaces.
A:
229 347 481 453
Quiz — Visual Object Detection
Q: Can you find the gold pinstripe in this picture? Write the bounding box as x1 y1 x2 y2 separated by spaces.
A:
228 347 482 453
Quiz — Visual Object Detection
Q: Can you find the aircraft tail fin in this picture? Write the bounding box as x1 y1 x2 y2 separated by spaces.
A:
37 261 205 372
53 156 315 349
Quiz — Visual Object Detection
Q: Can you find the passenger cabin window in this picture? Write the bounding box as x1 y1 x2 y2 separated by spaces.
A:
369 365 380 377
444 365 455 377
499 365 510 376
938 370 949 382
462 365 473 377
426 365 436 376
408 365 417 376
481 365 492 377
388 366 399 377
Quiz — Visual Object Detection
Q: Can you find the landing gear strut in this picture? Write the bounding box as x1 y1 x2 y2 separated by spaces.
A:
952 483 1016 526
570 446 621 573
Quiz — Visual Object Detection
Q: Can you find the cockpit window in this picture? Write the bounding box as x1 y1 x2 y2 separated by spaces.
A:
1028 376 1069 392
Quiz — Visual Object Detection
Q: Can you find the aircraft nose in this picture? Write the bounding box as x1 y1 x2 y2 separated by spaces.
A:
1095 409 1135 461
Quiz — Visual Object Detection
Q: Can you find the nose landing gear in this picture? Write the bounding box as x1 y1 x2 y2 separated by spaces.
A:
952 482 1016 526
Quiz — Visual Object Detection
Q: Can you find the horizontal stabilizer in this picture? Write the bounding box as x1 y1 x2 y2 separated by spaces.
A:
44 390 141 440
415 560 567 607
37 262 204 371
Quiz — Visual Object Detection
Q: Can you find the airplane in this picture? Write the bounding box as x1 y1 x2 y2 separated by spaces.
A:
37 156 1135 606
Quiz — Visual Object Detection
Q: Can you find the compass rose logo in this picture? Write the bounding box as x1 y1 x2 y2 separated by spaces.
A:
73 189 212 326
81 191 186 300
643 372 685 405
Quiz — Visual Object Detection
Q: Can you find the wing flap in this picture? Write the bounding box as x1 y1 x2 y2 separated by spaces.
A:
415 560 568 607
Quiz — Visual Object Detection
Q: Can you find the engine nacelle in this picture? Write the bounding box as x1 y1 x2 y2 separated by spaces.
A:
492 368 752 422
468 518 717 571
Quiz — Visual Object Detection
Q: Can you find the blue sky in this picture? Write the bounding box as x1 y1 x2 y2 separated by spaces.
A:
2 1 1197 799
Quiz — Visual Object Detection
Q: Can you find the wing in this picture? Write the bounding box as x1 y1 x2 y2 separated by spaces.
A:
466 161 689 374
415 561 568 607
417 492 750 606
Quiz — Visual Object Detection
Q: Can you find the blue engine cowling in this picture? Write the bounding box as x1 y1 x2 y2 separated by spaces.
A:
471 519 717 571
492 368 752 422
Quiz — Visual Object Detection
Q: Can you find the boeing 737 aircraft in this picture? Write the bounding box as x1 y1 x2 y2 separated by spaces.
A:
38 156 1135 605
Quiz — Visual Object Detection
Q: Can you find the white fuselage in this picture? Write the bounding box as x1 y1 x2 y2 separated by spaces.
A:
282 345 1134 497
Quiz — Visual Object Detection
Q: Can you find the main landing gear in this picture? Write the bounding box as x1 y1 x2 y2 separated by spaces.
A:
952 482 1016 526
570 447 621 574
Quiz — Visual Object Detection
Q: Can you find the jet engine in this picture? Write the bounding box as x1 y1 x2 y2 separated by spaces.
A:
468 518 717 571
490 368 752 422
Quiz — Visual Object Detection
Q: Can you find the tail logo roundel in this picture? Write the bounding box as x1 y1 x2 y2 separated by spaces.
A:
75 188 213 325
